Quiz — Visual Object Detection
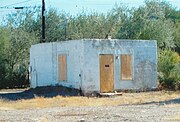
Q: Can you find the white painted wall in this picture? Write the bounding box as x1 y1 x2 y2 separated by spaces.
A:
82 39 157 93
30 40 84 89
55 40 84 89
30 43 54 88
30 39 157 93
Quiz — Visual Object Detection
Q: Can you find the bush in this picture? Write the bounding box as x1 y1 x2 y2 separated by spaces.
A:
158 49 180 90
0 64 29 89
171 63 180 90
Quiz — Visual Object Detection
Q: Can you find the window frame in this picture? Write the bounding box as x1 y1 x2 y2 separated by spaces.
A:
120 54 133 81
58 54 67 82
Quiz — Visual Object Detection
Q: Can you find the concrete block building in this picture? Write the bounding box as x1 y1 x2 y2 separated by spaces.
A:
30 39 157 93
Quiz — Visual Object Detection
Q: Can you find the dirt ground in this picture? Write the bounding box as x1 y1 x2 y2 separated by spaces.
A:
0 104 180 122
0 87 179 122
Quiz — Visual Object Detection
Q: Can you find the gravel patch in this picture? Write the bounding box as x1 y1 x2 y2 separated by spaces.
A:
0 104 179 122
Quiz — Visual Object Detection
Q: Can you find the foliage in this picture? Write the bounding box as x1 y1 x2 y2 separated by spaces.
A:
0 0 180 89
0 27 9 82
158 49 180 89
0 7 39 89
117 0 176 49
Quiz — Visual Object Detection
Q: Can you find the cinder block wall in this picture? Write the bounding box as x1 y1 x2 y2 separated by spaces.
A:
30 43 54 88
55 40 84 89
82 39 157 93
30 39 157 93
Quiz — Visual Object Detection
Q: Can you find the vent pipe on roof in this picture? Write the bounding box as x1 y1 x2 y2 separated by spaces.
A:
108 36 111 39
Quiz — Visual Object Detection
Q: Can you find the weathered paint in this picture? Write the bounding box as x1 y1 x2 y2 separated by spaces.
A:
30 39 157 93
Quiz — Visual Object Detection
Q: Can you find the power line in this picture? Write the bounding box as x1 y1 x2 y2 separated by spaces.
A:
0 0 34 8
0 6 33 9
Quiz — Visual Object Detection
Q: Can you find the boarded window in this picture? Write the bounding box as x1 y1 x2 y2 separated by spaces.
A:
58 54 67 81
121 54 132 80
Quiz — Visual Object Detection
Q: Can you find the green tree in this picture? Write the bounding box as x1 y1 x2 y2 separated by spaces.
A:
117 0 176 49
0 7 39 87
160 2 180 52
158 49 180 88
0 27 10 82
45 9 68 41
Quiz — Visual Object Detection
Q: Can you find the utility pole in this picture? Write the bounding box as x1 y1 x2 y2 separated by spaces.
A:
65 19 67 40
41 0 45 43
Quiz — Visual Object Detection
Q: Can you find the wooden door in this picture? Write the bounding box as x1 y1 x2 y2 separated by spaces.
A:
100 54 114 93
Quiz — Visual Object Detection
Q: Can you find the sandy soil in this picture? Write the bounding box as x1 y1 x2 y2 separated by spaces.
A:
0 87 179 122
0 104 180 122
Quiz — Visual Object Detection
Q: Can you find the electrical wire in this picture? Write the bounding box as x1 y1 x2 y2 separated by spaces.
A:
0 0 34 8
0 6 34 9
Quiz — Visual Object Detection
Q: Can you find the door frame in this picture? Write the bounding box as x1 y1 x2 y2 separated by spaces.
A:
99 54 114 93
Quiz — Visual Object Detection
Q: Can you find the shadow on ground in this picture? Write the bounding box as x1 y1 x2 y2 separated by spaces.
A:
140 98 180 105
0 86 80 101
119 98 180 106
1 86 180 106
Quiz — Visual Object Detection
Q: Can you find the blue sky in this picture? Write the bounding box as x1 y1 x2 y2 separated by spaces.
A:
0 0 180 22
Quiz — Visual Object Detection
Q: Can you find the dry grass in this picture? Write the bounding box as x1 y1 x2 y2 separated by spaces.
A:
164 114 180 121
0 91 179 110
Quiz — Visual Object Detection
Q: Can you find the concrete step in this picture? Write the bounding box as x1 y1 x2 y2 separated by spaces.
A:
100 92 122 96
